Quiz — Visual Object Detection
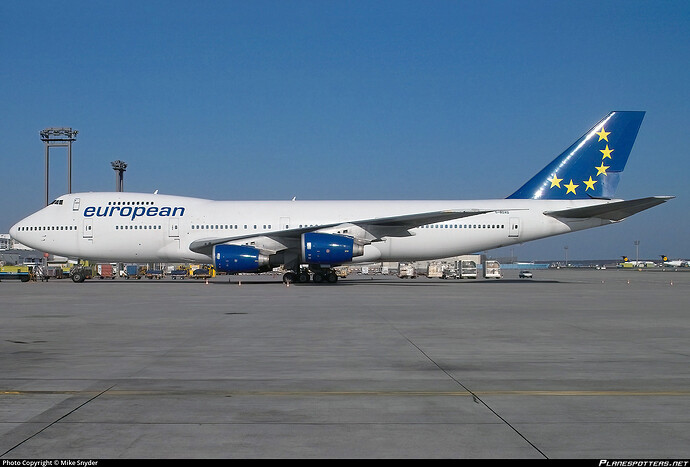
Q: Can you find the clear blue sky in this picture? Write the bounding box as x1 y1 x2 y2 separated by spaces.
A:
2 0 688 261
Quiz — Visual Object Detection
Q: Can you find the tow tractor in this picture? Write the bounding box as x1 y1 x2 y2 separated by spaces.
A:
70 265 93 283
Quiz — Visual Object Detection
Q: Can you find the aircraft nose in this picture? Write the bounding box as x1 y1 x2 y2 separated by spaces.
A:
9 218 27 244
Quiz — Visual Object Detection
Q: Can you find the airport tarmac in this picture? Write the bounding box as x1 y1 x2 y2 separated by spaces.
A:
1 268 689 459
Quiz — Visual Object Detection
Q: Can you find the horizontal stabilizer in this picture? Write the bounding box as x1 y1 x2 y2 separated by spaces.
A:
544 196 673 221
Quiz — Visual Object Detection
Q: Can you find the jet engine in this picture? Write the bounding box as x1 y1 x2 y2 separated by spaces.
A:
301 232 364 264
213 244 270 273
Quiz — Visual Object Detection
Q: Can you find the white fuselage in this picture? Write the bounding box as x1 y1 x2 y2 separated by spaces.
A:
10 192 611 264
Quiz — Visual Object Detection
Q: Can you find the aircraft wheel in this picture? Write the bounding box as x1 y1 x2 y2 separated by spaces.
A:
297 271 310 283
326 272 338 283
283 272 296 284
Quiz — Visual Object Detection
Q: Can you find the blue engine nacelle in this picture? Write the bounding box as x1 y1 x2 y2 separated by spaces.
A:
213 244 270 273
301 232 364 265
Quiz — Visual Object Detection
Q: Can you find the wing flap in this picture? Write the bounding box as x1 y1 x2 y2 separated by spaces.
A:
350 209 492 239
353 209 491 227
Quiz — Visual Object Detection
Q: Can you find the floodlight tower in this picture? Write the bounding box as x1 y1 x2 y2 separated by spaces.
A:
40 127 78 206
564 245 569 267
111 160 127 192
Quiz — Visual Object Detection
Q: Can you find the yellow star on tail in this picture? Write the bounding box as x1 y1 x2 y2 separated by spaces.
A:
595 162 609 176
583 176 597 191
600 144 614 160
548 175 563 188
596 127 610 142
564 179 579 194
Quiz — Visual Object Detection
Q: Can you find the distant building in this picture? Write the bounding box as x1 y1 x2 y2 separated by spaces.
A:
0 234 32 251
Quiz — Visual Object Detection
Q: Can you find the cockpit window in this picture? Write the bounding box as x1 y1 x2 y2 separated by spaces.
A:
49 199 64 205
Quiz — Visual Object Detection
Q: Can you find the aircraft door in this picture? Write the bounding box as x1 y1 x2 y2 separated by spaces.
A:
168 217 179 237
508 217 520 238
83 218 93 238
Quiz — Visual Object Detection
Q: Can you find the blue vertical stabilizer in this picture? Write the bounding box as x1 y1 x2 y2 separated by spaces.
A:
507 111 645 199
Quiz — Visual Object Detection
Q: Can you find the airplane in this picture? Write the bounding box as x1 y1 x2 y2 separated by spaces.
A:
619 256 656 268
10 111 673 284
660 255 688 268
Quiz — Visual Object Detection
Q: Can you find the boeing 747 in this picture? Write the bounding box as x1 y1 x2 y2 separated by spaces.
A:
10 111 672 283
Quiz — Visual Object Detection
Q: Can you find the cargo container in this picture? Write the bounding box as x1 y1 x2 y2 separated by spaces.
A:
97 264 115 279
427 262 445 278
483 260 502 279
146 269 164 279
192 266 215 279
458 260 477 279
170 269 188 279
398 264 417 279
125 264 143 279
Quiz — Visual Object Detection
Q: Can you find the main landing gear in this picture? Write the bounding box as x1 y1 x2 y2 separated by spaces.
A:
282 268 339 284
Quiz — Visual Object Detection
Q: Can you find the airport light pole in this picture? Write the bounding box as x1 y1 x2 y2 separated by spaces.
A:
564 245 568 267
111 160 127 192
634 240 640 266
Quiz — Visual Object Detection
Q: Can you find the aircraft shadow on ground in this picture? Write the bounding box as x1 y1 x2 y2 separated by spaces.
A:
74 277 562 286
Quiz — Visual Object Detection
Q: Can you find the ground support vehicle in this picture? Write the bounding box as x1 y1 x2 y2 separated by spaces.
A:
146 269 164 279
70 266 92 283
192 266 216 279
170 269 188 279
0 265 31 282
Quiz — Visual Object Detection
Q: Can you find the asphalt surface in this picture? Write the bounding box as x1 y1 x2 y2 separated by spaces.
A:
1 268 689 459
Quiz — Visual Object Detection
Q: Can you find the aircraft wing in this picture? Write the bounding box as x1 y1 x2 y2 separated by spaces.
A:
544 196 673 221
189 209 492 255
352 209 491 228
347 209 493 240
